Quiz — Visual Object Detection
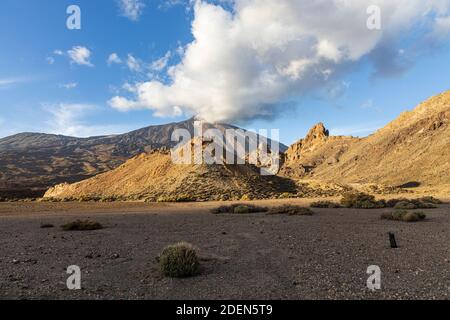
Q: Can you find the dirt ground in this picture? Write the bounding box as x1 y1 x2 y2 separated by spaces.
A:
0 199 448 300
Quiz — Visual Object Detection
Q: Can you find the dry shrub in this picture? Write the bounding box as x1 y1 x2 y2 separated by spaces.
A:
381 210 426 222
340 192 385 209
418 196 442 204
211 204 268 214
157 194 196 202
61 220 103 231
159 242 199 278
40 223 54 229
268 205 314 216
310 201 341 208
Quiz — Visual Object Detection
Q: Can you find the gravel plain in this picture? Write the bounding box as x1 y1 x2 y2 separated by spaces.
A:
0 200 448 300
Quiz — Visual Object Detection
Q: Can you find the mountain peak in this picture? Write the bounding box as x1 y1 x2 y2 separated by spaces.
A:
304 123 329 142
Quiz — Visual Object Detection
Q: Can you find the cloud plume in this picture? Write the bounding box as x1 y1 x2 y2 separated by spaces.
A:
109 0 450 122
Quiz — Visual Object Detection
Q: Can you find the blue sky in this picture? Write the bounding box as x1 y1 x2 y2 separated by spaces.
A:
0 0 450 145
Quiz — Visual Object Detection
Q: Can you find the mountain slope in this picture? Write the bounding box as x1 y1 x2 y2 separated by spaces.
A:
0 118 287 197
281 90 450 186
44 150 298 201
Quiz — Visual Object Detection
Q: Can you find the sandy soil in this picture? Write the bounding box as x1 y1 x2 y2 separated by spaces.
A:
0 200 448 300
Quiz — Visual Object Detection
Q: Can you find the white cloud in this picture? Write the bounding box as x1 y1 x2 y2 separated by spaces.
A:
0 79 20 87
67 46 93 67
433 16 450 39
109 0 450 122
59 82 78 89
150 51 171 71
0 77 29 89
107 53 123 65
330 123 384 137
158 0 188 10
118 0 146 21
46 57 55 65
126 54 142 72
43 103 133 137
44 103 96 137
360 99 374 109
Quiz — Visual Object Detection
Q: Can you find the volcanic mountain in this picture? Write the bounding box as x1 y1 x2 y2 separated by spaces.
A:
43 146 299 201
281 90 450 187
0 118 287 198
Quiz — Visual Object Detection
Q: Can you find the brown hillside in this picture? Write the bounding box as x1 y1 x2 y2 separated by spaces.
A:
0 118 287 198
281 90 450 186
44 150 300 201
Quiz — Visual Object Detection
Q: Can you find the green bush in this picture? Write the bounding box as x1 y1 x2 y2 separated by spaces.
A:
340 192 385 209
159 242 199 278
381 210 426 222
211 204 268 214
61 220 103 231
268 205 314 216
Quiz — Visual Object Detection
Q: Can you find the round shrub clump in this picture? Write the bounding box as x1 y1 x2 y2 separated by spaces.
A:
394 201 417 210
310 201 341 208
233 205 251 214
402 212 420 222
268 205 314 216
380 210 426 222
340 192 385 209
61 219 103 231
159 242 199 278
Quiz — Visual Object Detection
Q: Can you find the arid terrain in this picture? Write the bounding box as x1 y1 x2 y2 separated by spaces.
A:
0 91 449 300
0 199 448 300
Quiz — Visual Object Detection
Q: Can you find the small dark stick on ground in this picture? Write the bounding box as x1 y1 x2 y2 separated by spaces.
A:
389 232 398 248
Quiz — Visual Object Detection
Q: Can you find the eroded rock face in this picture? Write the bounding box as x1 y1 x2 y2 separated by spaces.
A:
284 122 331 163
281 90 450 186
281 122 359 179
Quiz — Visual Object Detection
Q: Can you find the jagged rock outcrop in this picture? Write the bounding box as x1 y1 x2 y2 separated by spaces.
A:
281 123 359 178
281 90 450 187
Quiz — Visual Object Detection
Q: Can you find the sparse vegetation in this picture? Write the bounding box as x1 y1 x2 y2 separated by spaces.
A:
240 194 251 201
385 197 441 208
340 192 385 209
61 219 103 231
381 210 426 222
268 205 314 216
159 242 199 278
157 194 196 203
279 192 295 199
392 199 437 209
233 205 251 214
393 201 418 210
419 196 442 204
40 223 54 229
310 200 341 208
211 204 268 214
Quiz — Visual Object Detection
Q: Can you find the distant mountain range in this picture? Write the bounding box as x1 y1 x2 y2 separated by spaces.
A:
0 118 287 198
44 90 450 202
2 90 449 200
